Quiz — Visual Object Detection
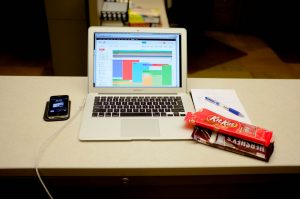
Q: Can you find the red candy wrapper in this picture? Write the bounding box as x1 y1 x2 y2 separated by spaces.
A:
185 108 274 147
191 126 274 162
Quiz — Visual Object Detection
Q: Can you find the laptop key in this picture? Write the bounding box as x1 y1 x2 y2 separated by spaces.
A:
93 108 106 112
92 113 98 117
98 113 105 117
172 108 185 112
112 113 119 117
120 112 152 117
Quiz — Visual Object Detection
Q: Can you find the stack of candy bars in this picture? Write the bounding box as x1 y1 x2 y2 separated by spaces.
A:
185 108 274 162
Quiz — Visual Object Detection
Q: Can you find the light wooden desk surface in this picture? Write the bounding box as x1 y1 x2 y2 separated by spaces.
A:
1 76 300 176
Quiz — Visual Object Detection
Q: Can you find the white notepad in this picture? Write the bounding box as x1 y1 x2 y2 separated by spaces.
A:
190 89 251 124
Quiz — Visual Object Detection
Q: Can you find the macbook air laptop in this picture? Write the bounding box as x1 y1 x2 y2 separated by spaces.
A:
79 26 195 141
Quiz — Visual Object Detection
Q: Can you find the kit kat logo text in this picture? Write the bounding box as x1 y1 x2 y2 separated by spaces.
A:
206 115 238 128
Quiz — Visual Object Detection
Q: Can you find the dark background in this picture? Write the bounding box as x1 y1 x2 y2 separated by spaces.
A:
167 0 300 63
0 0 299 64
0 0 51 59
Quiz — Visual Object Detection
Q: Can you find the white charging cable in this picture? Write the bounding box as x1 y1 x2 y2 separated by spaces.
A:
35 97 86 199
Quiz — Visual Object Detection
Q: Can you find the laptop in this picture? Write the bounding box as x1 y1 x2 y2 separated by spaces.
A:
79 26 195 141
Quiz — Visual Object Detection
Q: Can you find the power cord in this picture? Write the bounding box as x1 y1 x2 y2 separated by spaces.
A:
35 97 86 199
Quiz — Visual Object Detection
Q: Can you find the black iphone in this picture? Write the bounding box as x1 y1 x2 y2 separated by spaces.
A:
45 95 70 121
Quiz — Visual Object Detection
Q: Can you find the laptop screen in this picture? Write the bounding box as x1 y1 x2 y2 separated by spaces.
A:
93 32 182 88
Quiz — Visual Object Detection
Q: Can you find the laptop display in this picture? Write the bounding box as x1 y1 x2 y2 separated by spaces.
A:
93 32 182 89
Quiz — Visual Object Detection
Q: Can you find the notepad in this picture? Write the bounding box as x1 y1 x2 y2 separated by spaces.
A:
190 89 251 124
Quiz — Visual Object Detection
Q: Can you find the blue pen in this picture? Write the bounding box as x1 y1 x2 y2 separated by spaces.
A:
204 96 244 117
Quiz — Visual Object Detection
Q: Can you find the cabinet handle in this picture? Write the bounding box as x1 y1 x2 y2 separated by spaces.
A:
121 177 129 185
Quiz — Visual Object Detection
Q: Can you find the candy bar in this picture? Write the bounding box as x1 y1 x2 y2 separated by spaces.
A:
185 108 274 147
192 126 274 162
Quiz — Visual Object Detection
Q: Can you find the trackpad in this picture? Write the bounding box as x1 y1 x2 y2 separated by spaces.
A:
121 119 160 138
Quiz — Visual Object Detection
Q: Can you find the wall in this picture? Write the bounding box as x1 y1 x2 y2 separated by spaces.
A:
0 0 51 59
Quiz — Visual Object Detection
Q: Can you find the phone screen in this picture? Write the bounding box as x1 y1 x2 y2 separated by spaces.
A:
47 95 69 118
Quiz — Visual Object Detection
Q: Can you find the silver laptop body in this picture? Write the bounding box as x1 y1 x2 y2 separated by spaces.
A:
79 26 195 141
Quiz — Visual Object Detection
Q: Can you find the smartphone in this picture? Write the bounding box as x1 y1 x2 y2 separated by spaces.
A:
46 95 70 120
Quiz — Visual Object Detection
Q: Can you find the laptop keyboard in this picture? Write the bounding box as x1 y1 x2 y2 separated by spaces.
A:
92 96 186 117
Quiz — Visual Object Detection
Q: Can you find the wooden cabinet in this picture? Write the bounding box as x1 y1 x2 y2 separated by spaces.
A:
44 0 88 76
4 174 296 198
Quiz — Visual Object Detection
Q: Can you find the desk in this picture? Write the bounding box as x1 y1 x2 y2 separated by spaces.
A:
1 76 300 197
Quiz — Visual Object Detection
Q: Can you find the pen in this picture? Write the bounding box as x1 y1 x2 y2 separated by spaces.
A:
204 96 244 117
